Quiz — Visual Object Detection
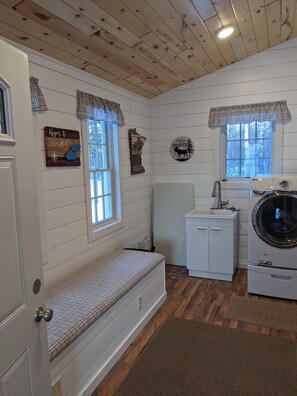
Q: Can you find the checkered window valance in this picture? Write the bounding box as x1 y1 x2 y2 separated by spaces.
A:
29 76 48 112
76 90 125 127
208 100 291 128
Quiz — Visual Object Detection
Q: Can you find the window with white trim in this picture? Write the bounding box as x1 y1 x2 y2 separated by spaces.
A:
214 121 283 181
0 87 6 134
83 119 122 241
209 100 290 181
224 120 273 178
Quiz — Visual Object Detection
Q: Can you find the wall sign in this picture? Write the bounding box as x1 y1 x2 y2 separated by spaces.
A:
129 128 146 174
170 136 194 161
44 126 81 167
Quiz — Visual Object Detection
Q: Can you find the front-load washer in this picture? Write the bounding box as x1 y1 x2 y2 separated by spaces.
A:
248 176 297 299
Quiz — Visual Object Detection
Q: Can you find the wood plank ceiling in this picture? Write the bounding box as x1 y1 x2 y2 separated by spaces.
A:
0 0 296 98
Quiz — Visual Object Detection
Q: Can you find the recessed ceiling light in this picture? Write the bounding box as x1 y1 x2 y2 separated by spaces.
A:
216 26 234 39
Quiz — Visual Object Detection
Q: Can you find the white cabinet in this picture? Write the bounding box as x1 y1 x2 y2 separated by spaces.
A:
186 210 238 281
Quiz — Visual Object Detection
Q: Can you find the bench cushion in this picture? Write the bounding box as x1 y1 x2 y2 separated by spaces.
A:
46 250 165 362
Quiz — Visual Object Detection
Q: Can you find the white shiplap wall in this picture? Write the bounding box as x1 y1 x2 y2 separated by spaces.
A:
15 45 152 288
150 37 297 266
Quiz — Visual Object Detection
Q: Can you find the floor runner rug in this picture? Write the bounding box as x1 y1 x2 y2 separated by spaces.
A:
225 295 297 331
114 316 297 396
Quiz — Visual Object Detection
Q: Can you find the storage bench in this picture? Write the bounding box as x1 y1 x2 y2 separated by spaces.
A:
46 249 166 395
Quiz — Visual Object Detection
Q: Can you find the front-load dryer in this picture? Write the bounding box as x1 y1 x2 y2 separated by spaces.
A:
248 177 297 299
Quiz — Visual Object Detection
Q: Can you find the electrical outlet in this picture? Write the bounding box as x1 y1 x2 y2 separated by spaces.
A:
52 378 62 396
137 295 142 312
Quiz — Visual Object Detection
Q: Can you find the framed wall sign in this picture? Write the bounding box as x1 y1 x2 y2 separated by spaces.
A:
44 126 81 167
129 128 146 174
170 136 194 162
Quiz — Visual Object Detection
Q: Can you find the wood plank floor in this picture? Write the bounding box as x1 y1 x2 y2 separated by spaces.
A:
92 266 297 396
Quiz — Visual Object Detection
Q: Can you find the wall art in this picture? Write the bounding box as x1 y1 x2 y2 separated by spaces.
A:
44 126 81 167
129 128 146 174
170 136 194 161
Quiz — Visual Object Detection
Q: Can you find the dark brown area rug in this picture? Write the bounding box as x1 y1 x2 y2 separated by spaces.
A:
114 316 297 396
224 295 297 332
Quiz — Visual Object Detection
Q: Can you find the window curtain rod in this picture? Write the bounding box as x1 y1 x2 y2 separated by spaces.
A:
208 100 291 128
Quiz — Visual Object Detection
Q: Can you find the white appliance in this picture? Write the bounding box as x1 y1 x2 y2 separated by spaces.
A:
248 176 297 299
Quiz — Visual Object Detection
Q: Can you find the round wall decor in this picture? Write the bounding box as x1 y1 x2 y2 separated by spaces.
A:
170 136 194 162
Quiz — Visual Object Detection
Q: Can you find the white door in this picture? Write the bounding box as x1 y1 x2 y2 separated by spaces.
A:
0 39 51 396
209 227 233 274
186 225 209 271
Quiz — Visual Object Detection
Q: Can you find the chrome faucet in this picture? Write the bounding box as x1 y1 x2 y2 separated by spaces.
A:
211 180 228 209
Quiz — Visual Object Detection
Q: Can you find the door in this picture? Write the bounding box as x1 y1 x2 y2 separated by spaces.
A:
186 225 209 271
0 40 51 396
209 226 233 274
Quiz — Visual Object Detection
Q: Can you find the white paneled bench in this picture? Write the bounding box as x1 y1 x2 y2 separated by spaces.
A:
46 250 166 396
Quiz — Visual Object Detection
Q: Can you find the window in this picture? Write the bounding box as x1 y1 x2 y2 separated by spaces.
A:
83 119 122 241
0 87 7 134
225 121 273 178
209 100 291 181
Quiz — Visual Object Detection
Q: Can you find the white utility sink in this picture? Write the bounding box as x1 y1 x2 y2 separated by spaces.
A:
186 207 238 219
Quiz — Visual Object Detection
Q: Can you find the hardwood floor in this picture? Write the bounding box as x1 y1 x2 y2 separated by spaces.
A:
92 266 297 396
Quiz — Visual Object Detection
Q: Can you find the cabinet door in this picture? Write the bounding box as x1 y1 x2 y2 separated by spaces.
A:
209 227 233 274
186 225 209 271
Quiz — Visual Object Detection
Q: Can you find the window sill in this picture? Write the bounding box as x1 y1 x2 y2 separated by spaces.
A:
88 219 123 243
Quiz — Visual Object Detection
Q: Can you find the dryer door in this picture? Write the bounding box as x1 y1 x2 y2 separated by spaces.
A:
252 190 297 248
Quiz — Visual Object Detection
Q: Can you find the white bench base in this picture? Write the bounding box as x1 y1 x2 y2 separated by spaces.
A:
50 260 166 395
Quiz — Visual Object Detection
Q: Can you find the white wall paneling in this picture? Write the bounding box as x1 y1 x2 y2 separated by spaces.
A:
4 40 152 287
5 35 297 277
151 37 297 266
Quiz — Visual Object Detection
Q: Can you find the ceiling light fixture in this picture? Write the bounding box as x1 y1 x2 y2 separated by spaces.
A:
216 25 234 39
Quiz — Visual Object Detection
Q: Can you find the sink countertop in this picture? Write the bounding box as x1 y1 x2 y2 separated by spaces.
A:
185 207 238 219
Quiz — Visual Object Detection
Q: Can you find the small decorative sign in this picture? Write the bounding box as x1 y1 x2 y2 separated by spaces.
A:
129 128 146 174
170 136 194 161
44 126 81 167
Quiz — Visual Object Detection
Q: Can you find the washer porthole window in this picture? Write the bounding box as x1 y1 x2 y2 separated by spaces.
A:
252 191 297 248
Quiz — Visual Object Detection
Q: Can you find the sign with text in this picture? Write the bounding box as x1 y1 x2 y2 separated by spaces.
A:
44 126 81 167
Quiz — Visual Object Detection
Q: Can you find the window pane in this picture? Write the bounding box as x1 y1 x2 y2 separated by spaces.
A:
89 145 98 170
96 197 104 222
91 199 96 224
262 139 271 158
95 172 102 196
257 158 270 175
104 195 112 219
103 171 111 194
90 172 95 198
226 160 240 177
96 121 103 144
241 122 255 140
226 141 240 160
87 121 97 144
241 159 255 177
98 145 107 169
0 88 6 134
225 120 272 178
257 121 271 138
99 122 105 144
241 140 255 159
226 124 240 140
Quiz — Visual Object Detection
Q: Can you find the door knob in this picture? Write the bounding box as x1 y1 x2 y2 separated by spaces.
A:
34 307 53 323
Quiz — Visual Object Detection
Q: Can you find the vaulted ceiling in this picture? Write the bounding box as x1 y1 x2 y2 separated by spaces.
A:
0 0 296 98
